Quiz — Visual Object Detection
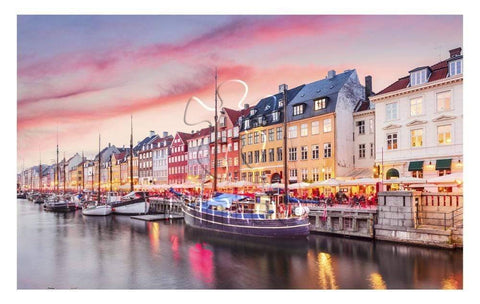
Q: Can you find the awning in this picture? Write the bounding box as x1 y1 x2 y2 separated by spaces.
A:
435 159 452 170
408 161 424 171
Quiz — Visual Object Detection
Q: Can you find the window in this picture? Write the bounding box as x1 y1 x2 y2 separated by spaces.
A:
250 109 256 116
314 98 327 110
301 169 308 182
254 150 260 163
227 129 232 138
412 170 423 178
437 91 452 112
312 168 319 182
272 111 280 122
410 97 423 116
293 104 304 116
268 129 274 141
277 147 282 162
233 142 238 151
370 143 374 158
439 169 452 177
261 150 266 163
289 169 297 180
449 59 462 76
324 168 332 180
300 123 308 136
312 121 319 135
240 135 246 146
438 125 452 145
244 119 250 129
247 152 253 164
386 103 398 121
247 133 253 145
269 148 275 162
288 126 297 138
276 127 283 140
410 69 428 86
301 146 308 160
359 144 366 159
312 145 319 159
369 119 374 134
260 131 266 143
411 129 423 147
323 143 331 158
323 119 332 132
288 147 297 161
241 152 246 165
254 132 259 144
357 120 365 135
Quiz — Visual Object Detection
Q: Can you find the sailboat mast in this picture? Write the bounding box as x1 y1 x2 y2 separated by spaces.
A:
63 152 66 194
109 155 112 192
130 115 134 192
39 153 42 192
282 84 289 204
82 151 85 191
98 134 101 204
56 139 59 195
213 68 218 193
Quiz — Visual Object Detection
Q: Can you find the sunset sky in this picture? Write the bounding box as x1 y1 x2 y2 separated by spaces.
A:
17 15 463 171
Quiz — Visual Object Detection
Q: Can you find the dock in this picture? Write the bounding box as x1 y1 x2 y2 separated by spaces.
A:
130 213 184 221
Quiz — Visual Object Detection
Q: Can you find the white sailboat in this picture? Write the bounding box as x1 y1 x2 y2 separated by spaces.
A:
82 134 112 216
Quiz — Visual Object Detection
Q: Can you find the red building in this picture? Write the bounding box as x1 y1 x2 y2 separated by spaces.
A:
210 106 250 183
168 132 194 185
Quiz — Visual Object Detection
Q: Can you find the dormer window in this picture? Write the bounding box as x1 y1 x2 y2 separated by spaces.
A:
314 98 327 111
410 68 429 86
293 104 305 116
272 111 280 122
250 109 256 116
244 119 250 130
449 59 462 76
278 98 284 108
219 116 226 127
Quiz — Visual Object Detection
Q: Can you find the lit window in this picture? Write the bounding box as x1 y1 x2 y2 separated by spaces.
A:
410 97 423 116
387 133 398 150
323 119 332 132
312 121 319 135
288 126 297 138
386 103 398 121
410 129 423 147
436 91 451 112
300 123 308 137
438 125 452 145
293 105 304 116
314 98 327 110
449 59 462 76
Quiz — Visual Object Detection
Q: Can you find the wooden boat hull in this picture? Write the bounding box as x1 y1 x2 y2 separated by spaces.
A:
110 199 149 215
82 205 112 216
43 201 76 212
182 204 310 238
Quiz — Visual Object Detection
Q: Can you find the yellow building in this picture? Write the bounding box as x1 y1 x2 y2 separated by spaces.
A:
240 70 366 185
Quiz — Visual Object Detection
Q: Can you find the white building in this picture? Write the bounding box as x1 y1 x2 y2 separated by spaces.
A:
353 102 376 176
152 132 173 185
370 47 463 188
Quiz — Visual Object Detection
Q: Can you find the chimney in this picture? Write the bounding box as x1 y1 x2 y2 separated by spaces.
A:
243 103 249 110
449 47 462 58
149 130 155 137
365 75 373 98
163 131 168 138
108 143 111 148
327 70 336 79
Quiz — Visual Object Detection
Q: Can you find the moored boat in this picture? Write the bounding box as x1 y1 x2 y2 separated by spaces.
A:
44 194 76 212
82 203 112 216
110 191 150 215
181 192 310 238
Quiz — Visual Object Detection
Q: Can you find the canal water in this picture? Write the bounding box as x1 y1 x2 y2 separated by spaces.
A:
17 199 463 289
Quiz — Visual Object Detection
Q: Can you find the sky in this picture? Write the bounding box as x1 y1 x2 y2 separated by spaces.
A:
17 15 463 171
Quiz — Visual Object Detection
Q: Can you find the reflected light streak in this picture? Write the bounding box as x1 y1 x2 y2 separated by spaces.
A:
368 272 387 289
442 275 460 289
188 243 214 285
317 252 338 289
170 235 180 261
147 222 160 255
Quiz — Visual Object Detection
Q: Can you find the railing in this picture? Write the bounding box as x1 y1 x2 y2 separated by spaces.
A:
420 193 463 208
415 205 463 230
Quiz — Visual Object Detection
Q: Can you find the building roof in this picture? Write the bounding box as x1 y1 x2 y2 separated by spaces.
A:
286 69 357 122
376 47 462 96
222 107 251 126
240 84 305 131
188 126 214 140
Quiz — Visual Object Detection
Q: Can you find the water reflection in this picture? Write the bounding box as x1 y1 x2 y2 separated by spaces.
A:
17 200 463 289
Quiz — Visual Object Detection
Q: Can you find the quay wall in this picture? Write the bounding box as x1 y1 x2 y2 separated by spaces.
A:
374 191 462 249
308 207 376 239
